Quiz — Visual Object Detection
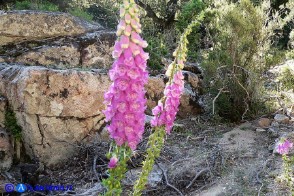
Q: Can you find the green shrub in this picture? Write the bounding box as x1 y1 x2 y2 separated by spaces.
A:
278 67 294 91
87 4 119 29
37 1 59 11
69 7 93 22
144 33 168 70
15 1 31 9
265 49 286 67
15 0 59 11
201 0 294 121
176 0 207 62
4 107 22 140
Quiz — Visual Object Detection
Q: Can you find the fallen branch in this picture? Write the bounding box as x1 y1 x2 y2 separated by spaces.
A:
186 168 210 189
212 88 224 115
171 158 193 166
93 155 100 182
256 158 273 196
156 161 183 196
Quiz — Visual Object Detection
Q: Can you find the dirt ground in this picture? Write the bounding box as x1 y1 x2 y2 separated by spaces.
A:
1 115 293 196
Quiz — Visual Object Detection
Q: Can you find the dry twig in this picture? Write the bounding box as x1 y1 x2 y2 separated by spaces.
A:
212 88 224 115
156 161 184 196
186 168 210 189
256 158 273 196
93 155 100 182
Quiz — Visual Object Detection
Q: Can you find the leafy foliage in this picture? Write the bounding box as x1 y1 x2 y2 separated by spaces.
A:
15 0 59 11
4 107 22 140
201 0 294 121
144 33 168 69
68 7 93 21
278 67 294 91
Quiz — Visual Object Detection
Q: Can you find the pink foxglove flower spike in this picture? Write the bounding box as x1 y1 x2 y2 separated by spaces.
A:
103 0 148 151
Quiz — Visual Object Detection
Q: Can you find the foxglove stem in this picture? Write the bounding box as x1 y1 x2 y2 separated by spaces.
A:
103 145 132 196
132 127 165 196
282 154 294 193
133 18 203 196
151 19 202 134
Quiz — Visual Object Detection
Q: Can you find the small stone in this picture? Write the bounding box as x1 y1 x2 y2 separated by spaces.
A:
257 118 271 128
256 128 266 132
274 114 290 124
122 164 163 187
287 106 294 117
238 122 253 129
268 127 279 137
268 144 275 151
145 115 153 125
100 127 109 141
191 117 198 122
271 121 279 127
173 123 185 132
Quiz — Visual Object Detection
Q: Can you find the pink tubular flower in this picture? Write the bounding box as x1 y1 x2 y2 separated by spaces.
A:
103 0 148 151
151 71 184 133
277 139 293 155
108 157 119 169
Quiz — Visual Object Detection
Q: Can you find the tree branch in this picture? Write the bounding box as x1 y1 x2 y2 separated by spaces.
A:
134 0 166 25
134 0 177 27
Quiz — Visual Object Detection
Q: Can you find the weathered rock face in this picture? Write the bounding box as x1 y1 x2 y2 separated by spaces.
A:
0 63 203 166
0 11 204 166
0 10 102 45
145 71 203 117
0 64 109 165
1 30 116 69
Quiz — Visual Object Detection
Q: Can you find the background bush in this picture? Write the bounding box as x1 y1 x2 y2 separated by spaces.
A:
1 0 293 122
200 0 294 121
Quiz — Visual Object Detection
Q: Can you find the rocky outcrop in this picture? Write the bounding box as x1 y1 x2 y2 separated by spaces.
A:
0 64 109 165
0 11 204 166
0 10 102 46
0 63 203 165
145 71 203 117
1 30 116 69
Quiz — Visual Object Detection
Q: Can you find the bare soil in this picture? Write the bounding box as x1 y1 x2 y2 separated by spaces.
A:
1 117 293 196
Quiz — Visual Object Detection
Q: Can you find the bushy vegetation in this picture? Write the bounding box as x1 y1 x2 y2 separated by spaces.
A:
68 7 93 21
200 0 293 121
14 0 59 11
1 0 293 122
4 107 22 140
278 67 294 91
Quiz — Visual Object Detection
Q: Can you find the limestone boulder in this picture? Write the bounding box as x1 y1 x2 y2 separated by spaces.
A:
0 64 110 165
0 63 203 166
0 10 102 46
145 73 203 117
257 118 271 128
1 30 115 69
274 114 290 124
0 64 110 118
